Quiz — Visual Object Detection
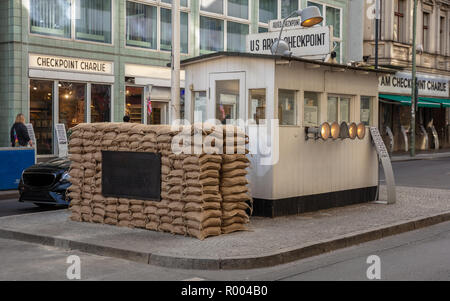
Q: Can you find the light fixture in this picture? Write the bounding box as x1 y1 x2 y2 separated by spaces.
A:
271 6 323 56
339 122 349 139
348 122 357 140
357 123 366 140
305 122 330 140
33 87 37 90
330 122 340 140
65 94 69 99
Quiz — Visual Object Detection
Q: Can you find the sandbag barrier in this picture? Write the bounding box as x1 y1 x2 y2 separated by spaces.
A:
67 123 252 240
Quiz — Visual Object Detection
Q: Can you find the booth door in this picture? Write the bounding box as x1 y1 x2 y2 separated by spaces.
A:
209 72 246 124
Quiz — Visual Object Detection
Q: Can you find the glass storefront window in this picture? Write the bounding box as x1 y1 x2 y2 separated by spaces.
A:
360 96 372 126
200 16 224 54
76 0 112 44
278 89 296 126
59 82 86 132
216 80 239 124
259 0 277 23
30 0 71 38
249 89 266 125
327 96 338 123
227 22 248 52
194 91 207 123
304 92 320 126
91 84 111 122
126 1 157 49
200 0 224 14
340 97 350 123
125 86 143 123
281 0 298 18
161 8 189 53
30 80 53 155
161 0 188 7
228 0 248 19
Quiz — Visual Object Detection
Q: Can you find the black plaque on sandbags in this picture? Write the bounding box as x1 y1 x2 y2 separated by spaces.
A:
102 151 161 201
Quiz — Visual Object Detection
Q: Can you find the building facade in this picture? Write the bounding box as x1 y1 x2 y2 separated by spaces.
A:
0 0 352 156
363 0 450 152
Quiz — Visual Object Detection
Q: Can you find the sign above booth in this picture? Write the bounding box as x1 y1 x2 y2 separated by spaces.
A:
269 17 303 32
379 72 449 98
246 26 331 57
29 53 113 75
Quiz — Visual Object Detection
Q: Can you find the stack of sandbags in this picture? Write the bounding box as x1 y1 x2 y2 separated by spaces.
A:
220 125 252 234
165 153 187 235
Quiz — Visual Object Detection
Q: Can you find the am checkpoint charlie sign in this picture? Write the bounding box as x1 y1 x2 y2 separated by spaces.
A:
246 26 331 57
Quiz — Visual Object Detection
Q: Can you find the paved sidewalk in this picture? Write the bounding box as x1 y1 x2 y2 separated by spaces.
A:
0 185 449 270
391 151 450 162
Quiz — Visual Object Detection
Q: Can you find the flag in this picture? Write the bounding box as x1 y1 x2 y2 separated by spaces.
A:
147 97 152 115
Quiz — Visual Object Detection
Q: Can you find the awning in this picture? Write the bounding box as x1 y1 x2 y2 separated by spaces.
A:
419 97 450 108
379 94 441 108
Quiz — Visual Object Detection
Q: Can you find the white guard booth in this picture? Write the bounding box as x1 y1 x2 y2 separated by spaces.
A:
181 52 394 217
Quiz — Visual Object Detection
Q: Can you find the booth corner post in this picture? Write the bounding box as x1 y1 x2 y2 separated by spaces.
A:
170 0 181 122
410 0 418 157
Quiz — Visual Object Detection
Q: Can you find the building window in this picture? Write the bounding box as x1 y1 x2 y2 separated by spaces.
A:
162 0 188 7
259 0 277 23
360 96 372 126
439 16 446 55
304 91 320 126
126 2 157 49
75 0 112 44
393 0 405 43
278 89 297 126
423 12 430 52
160 8 189 53
30 0 71 38
125 86 143 123
249 89 266 125
200 16 224 53
91 84 111 122
200 0 249 53
193 91 207 123
30 80 54 155
327 95 351 123
227 21 249 51
307 1 342 62
281 0 298 18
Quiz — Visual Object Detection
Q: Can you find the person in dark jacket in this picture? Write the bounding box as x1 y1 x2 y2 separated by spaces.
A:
10 113 32 147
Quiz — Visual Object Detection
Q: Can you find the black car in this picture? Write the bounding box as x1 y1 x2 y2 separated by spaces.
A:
18 157 71 207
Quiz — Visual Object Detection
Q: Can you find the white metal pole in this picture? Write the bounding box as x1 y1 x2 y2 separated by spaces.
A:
170 0 181 123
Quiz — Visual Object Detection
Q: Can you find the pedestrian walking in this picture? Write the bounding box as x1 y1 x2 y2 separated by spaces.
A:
10 113 32 147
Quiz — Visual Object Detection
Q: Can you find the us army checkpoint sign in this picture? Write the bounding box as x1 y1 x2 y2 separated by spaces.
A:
246 26 332 57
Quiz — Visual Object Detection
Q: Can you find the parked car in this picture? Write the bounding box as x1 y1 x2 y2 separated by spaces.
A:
18 157 71 207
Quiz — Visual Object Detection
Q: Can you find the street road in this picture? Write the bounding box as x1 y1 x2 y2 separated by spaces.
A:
0 220 449 280
0 198 62 218
379 157 450 190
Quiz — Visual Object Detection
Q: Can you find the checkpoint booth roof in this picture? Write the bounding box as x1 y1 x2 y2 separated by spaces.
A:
179 52 395 217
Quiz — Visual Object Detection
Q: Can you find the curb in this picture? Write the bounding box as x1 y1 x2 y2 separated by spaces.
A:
391 153 450 162
0 211 450 270
0 191 19 200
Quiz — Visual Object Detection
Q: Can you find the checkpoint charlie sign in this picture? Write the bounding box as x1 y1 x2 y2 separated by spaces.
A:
29 53 113 75
379 72 449 98
246 26 331 57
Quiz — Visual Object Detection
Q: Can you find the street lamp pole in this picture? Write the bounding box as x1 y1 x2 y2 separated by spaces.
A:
410 0 418 157
171 0 181 123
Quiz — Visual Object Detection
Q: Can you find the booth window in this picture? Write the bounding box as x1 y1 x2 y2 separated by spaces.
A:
327 95 351 123
278 89 297 126
161 8 189 53
30 0 71 38
126 86 143 123
75 0 112 44
304 92 320 126
126 2 157 49
58 82 86 132
200 16 224 53
360 96 372 126
249 89 266 125
30 80 54 155
91 84 111 123
194 91 207 123
216 80 239 124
